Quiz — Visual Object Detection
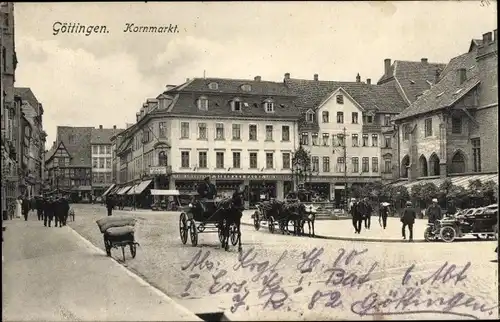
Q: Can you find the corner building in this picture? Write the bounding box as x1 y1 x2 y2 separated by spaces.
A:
114 77 300 207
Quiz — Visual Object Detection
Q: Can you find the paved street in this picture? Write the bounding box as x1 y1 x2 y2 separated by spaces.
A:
67 204 498 321
1 215 201 321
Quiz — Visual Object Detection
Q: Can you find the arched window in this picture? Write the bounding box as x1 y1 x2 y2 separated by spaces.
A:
450 151 466 174
158 151 168 166
428 153 440 176
419 155 428 177
401 155 410 178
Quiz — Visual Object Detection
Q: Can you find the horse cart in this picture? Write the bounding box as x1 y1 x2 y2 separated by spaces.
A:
151 189 189 211
96 216 139 262
179 194 239 248
424 205 498 243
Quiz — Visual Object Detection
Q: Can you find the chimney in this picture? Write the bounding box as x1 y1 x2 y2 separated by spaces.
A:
483 32 492 44
356 73 361 83
186 78 190 82
99 125 103 129
421 58 428 64
384 58 391 75
136 112 140 122
313 74 319 81
366 78 371 85
457 68 467 85
113 125 116 129
435 68 441 84
254 76 261 82
494 29 497 42
53 141 56 147
284 73 290 80
165 85 176 91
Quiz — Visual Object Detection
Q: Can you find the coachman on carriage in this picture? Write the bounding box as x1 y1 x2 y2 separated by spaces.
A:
179 176 246 251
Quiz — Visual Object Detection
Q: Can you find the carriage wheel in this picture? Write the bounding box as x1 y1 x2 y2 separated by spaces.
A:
218 220 226 245
130 243 137 258
268 216 275 234
440 226 456 243
253 211 261 231
103 236 111 256
179 213 188 244
230 224 239 246
189 219 198 246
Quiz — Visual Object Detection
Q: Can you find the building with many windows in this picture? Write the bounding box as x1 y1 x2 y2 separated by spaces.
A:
44 126 93 201
392 30 498 190
284 72 408 205
91 125 123 197
112 77 300 207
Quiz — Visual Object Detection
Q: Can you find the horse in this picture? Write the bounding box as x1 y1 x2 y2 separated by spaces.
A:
219 187 246 252
299 206 316 237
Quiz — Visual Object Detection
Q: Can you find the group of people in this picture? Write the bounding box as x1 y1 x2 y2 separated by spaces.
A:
349 197 376 234
16 195 70 227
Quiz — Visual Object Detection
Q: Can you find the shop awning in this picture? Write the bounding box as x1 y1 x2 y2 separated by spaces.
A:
117 186 132 195
151 189 180 196
392 173 498 190
108 185 121 195
102 184 116 197
128 180 152 195
127 183 140 195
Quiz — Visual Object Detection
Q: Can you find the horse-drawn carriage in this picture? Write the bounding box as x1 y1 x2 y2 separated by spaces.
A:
424 204 498 243
96 216 139 262
179 188 245 251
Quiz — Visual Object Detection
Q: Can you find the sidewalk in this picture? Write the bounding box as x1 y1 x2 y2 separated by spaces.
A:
241 210 429 242
1 218 201 321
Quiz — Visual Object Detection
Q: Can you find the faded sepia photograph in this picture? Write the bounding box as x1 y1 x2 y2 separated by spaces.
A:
1 1 498 321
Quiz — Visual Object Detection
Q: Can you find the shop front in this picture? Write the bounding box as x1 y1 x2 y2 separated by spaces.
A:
306 182 331 200
70 186 92 203
215 180 244 198
127 179 153 209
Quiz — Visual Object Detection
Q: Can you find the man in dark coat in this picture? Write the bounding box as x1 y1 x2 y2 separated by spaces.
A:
426 198 442 224
22 196 31 221
350 199 363 234
106 194 115 216
401 201 417 241
35 196 45 221
379 203 389 229
361 197 372 229
58 196 70 226
197 176 217 213
53 197 62 227
43 197 55 227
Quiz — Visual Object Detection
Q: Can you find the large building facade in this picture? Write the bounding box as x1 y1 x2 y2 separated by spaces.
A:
284 72 408 205
393 30 498 190
112 77 300 207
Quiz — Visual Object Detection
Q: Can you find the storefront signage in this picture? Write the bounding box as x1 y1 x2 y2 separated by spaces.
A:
149 166 170 175
173 173 293 181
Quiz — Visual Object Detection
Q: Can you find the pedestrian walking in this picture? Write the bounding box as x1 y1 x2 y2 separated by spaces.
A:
350 199 363 234
21 196 31 221
35 196 45 221
59 196 70 226
106 194 116 216
43 197 55 227
401 201 416 241
379 202 390 229
360 197 372 229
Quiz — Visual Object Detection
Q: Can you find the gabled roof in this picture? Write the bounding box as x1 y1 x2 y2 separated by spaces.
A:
394 49 480 121
53 126 93 167
151 77 301 120
91 127 125 144
377 60 447 104
469 39 483 52
14 87 40 111
284 79 407 113
316 87 366 112
44 141 71 163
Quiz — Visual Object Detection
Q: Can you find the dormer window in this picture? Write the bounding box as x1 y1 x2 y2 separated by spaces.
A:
208 82 218 90
306 110 315 123
197 97 208 111
241 84 252 92
232 98 242 112
263 99 275 113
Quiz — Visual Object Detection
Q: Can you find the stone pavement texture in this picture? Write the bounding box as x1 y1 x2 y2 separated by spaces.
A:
68 204 498 321
1 217 201 321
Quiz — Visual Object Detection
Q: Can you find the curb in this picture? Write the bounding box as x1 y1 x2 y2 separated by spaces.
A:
241 221 427 243
66 226 203 321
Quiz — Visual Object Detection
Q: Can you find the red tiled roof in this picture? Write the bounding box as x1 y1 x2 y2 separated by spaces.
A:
91 128 125 144
377 60 446 103
55 126 93 167
394 49 480 121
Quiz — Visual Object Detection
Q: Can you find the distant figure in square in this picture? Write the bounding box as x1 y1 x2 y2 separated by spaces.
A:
401 201 416 242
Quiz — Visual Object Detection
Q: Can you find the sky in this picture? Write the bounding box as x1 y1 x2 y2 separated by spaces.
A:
13 1 497 149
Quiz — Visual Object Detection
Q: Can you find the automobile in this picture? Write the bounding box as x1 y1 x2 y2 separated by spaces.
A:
438 207 497 242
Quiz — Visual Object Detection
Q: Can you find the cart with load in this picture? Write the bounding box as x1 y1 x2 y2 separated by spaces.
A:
96 216 139 262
